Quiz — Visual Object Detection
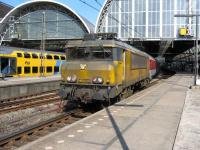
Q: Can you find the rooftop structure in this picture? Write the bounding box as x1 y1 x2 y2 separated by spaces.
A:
0 0 94 50
95 0 200 59
0 1 13 20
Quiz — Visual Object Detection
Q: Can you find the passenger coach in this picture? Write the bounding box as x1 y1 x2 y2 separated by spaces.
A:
0 46 66 77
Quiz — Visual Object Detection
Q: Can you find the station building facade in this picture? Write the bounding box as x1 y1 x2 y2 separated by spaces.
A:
0 0 94 50
96 0 200 59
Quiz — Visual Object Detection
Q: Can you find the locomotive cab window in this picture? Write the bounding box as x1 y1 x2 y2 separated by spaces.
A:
113 48 123 61
67 47 113 60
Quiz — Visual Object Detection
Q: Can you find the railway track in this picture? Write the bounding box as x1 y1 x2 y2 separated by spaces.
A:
0 90 61 114
0 73 174 149
0 109 92 149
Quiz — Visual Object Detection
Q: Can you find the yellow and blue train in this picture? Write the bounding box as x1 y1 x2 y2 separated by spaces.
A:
0 46 66 77
60 33 157 104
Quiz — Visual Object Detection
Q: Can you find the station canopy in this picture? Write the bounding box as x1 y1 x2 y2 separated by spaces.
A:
0 0 94 50
95 0 200 60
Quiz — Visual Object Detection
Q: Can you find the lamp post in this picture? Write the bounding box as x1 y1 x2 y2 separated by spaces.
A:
40 11 46 77
174 14 199 86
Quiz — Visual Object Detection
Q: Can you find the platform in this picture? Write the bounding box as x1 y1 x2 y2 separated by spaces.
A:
0 75 61 99
173 88 200 150
18 74 193 150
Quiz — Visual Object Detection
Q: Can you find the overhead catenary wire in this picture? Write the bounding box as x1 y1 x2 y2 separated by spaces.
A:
92 0 145 37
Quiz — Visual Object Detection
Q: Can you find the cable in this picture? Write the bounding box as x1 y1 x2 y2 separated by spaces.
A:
78 0 100 12
92 0 145 37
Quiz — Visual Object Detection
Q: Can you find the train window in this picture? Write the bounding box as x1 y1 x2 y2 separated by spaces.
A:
54 66 59 72
61 56 65 60
24 67 30 74
47 66 52 73
32 67 38 73
113 48 122 61
54 55 59 60
24 53 31 58
32 53 38 59
17 53 22 57
46 55 53 59
131 54 147 69
91 48 112 60
68 47 112 60
17 67 22 74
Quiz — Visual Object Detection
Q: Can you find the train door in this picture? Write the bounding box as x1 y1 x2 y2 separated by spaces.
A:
0 57 16 76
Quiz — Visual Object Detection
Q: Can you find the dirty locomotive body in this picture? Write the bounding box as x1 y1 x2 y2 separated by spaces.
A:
60 36 156 104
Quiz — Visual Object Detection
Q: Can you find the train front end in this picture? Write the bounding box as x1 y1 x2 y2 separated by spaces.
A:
60 40 122 104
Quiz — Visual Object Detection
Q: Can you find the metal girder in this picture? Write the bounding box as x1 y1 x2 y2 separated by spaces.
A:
96 0 113 33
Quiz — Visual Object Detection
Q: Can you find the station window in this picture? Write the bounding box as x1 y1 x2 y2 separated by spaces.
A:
54 55 59 60
54 66 59 72
32 53 38 59
24 53 31 58
17 53 22 57
24 67 30 74
47 66 52 73
46 55 53 59
17 67 22 74
32 67 38 73
61 56 65 60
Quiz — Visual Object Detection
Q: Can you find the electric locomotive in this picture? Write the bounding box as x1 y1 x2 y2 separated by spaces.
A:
60 33 156 104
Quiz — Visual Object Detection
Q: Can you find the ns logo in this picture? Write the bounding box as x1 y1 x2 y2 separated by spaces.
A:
80 64 87 70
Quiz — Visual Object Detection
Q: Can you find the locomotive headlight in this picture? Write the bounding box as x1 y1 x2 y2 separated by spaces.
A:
67 76 72 82
71 75 77 82
97 77 103 83
92 77 104 84
67 75 77 83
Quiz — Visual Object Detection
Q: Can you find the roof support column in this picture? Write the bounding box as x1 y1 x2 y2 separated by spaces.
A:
118 0 121 38
174 0 177 38
146 0 149 38
160 0 163 38
132 0 135 38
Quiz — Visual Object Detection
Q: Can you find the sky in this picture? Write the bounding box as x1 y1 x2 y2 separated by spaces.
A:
1 0 106 24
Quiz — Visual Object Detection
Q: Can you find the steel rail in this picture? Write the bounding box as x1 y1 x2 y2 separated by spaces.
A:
0 109 84 148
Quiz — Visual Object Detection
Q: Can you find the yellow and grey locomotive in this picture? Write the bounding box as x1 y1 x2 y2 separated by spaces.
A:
60 33 156 104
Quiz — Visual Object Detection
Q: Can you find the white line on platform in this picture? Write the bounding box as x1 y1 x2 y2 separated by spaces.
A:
57 140 65 144
85 125 91 128
67 134 75 138
45 146 53 150
92 122 98 125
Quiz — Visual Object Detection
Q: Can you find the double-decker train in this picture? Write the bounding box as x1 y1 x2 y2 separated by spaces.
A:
60 33 157 104
0 46 66 77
